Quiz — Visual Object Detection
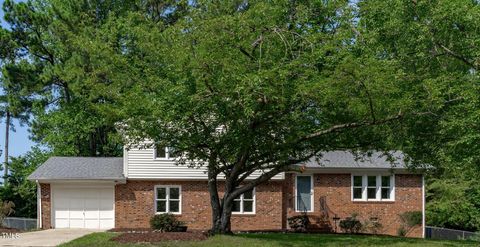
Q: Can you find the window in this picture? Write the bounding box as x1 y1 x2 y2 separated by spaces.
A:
353 176 363 199
155 186 181 214
295 175 313 212
232 188 255 214
351 175 394 201
154 146 175 159
367 176 377 199
381 176 392 199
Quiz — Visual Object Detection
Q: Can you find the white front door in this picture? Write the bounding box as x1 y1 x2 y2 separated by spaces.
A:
53 185 114 229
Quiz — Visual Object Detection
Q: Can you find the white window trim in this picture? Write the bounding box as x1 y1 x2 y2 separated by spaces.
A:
232 188 256 215
153 147 175 160
295 174 314 212
351 174 395 202
154 185 182 215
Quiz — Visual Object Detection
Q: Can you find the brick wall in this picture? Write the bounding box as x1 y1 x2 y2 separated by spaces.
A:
40 183 52 229
284 173 423 237
115 180 284 231
38 173 423 237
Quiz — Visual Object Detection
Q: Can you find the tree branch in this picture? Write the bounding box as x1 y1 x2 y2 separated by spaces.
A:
239 46 255 61
300 110 404 142
436 42 478 70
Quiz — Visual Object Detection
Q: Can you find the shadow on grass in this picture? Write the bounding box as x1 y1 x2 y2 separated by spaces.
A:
235 233 477 247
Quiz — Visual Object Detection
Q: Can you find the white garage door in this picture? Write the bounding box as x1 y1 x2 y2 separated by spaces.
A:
53 186 114 229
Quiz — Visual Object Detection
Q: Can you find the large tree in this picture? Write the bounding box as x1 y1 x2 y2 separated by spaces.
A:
1 0 479 233
357 0 480 231
99 1 437 233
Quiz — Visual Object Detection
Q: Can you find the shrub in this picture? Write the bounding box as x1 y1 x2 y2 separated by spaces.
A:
339 215 362 234
399 211 422 227
363 218 383 234
397 211 422 237
287 215 310 232
397 226 407 237
469 232 480 242
150 213 184 232
0 201 15 227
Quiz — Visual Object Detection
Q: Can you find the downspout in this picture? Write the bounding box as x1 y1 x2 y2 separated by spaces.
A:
36 180 42 229
422 175 425 238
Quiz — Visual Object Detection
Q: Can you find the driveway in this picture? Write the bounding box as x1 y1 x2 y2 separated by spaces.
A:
0 229 104 247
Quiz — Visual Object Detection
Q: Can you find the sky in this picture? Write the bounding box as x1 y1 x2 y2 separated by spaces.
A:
0 1 36 162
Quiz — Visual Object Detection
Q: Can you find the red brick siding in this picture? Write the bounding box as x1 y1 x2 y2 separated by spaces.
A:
284 173 423 237
115 180 284 231
40 183 52 229
39 173 423 238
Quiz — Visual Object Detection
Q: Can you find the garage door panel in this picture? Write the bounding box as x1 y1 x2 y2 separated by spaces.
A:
99 210 114 219
55 209 69 219
100 220 114 229
85 198 99 208
85 219 100 229
69 219 84 228
100 200 113 209
53 186 114 229
69 197 84 207
55 219 69 228
84 211 100 219
69 210 85 219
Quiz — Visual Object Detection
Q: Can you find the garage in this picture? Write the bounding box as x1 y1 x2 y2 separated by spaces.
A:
28 157 124 229
52 185 115 229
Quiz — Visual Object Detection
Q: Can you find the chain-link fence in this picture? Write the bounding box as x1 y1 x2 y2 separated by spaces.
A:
2 217 37 230
426 226 478 241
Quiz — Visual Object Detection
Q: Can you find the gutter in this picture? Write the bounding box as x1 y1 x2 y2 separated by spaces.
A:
36 180 42 229
422 175 426 238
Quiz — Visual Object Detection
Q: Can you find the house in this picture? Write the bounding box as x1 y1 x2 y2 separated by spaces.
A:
28 147 425 237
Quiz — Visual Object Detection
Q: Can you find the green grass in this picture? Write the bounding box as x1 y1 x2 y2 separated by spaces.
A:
60 232 478 247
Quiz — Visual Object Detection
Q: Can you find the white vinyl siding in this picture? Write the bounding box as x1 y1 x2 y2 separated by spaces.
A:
126 144 285 180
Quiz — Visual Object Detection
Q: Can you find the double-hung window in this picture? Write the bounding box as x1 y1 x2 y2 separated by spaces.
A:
232 188 255 214
351 175 394 201
154 146 176 159
155 186 181 214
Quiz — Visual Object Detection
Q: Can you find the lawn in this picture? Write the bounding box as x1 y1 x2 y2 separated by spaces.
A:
60 232 478 247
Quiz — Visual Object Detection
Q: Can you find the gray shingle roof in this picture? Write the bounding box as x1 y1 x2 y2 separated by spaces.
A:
28 157 124 180
299 151 408 169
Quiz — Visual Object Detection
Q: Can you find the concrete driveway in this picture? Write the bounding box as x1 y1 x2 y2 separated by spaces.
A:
0 229 104 247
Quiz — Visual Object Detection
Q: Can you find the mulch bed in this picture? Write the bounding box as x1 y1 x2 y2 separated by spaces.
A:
109 229 208 243
0 227 22 233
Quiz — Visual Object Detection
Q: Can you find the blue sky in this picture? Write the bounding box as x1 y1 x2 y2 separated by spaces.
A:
0 0 36 161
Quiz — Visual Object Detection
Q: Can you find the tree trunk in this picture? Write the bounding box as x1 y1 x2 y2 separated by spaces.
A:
210 196 234 234
208 175 234 234
4 110 10 183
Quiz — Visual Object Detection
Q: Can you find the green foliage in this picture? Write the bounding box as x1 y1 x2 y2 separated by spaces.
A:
149 213 184 232
426 179 480 232
1 0 480 233
469 232 480 242
0 147 50 217
397 226 407 237
363 219 383 235
287 215 310 232
0 200 15 227
399 211 422 228
339 215 363 234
